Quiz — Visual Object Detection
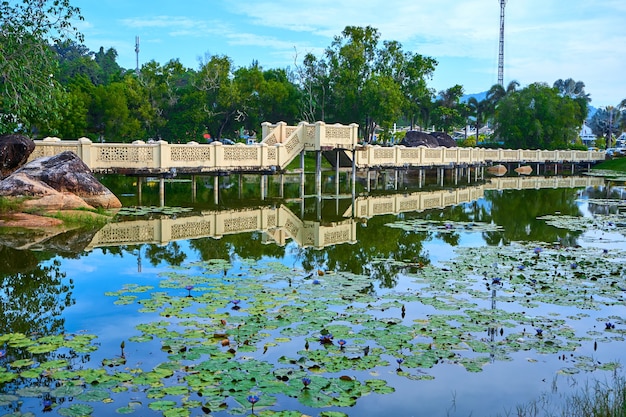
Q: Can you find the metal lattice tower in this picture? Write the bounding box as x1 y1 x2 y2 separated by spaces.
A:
498 0 506 86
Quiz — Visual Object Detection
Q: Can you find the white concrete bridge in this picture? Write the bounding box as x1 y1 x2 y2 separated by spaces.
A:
30 121 605 175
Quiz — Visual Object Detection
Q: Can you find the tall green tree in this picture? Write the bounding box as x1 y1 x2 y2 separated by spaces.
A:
94 47 124 84
195 54 247 140
0 0 83 135
294 52 330 122
398 53 437 130
325 25 380 134
138 59 195 141
431 85 464 133
494 82 584 149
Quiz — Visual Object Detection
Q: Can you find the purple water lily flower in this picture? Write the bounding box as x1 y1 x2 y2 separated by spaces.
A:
0 349 6 358
43 399 53 411
535 328 543 336
302 377 311 388
319 333 334 344
337 339 347 349
185 285 194 297
247 394 260 413
534 247 542 255
605 322 615 330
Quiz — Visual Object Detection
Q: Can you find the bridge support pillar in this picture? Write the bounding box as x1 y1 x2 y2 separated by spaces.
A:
316 151 322 196
192 175 197 202
137 177 143 205
555 163 558 175
300 150 305 198
214 176 219 204
351 149 356 198
335 151 340 196
159 178 165 207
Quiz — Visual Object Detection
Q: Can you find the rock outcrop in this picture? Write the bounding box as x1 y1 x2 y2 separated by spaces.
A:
399 131 457 148
0 151 122 210
399 131 440 148
0 134 35 179
428 131 457 148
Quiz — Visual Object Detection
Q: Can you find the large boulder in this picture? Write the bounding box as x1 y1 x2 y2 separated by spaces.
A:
399 131 458 148
399 131 440 148
0 134 35 179
429 131 457 148
0 151 122 209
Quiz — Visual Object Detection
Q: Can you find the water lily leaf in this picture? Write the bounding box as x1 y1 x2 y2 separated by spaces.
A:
148 400 178 411
15 386 50 397
9 358 35 368
0 394 19 406
51 385 84 398
76 389 111 402
27 343 59 354
57 404 93 417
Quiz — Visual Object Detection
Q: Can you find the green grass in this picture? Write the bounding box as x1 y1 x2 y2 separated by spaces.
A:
283 153 334 172
0 196 27 214
48 209 112 228
591 157 626 172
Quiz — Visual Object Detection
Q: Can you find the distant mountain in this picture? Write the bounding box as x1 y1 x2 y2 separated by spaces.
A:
460 92 487 103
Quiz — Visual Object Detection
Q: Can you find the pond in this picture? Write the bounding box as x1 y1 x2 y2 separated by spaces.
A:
1 170 626 417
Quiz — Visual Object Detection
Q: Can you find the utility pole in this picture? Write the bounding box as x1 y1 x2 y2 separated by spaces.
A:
498 0 507 86
135 36 140 74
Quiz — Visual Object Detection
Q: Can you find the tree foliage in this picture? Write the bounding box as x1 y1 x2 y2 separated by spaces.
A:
0 0 83 135
494 83 586 149
3 11 613 149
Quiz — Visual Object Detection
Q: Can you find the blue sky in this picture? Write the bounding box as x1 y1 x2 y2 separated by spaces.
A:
73 0 625 108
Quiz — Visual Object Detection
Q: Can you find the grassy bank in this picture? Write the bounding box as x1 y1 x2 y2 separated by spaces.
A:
591 157 626 172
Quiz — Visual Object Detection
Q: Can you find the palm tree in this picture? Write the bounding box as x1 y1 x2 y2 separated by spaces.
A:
486 80 519 110
467 97 489 144
553 78 590 101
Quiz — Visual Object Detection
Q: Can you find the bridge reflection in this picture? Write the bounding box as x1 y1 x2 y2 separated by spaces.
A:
87 176 605 250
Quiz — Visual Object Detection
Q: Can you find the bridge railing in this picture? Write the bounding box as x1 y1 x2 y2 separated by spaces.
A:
30 137 289 173
31 127 605 173
353 145 604 167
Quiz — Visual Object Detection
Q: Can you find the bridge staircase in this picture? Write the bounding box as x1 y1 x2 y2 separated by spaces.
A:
260 121 360 169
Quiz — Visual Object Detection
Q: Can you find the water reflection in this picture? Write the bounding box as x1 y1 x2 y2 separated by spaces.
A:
1 173 624 417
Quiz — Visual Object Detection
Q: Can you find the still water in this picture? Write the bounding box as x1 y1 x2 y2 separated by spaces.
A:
1 171 625 417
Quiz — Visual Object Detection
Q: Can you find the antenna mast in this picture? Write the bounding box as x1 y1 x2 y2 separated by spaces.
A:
498 0 506 86
135 36 140 74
